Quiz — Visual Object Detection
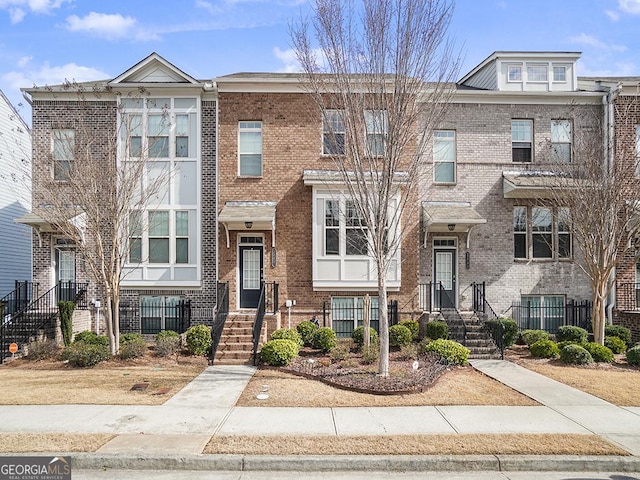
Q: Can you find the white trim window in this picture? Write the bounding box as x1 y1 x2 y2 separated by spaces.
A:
553 66 567 82
238 121 262 176
551 119 572 163
513 206 527 259
512 120 533 162
508 64 522 82
532 207 553 259
513 206 572 260
52 129 75 180
635 125 640 177
527 65 548 82
433 130 456 183
322 110 345 155
364 110 387 156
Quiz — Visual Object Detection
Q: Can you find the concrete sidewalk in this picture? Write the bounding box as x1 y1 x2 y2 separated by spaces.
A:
1 360 639 473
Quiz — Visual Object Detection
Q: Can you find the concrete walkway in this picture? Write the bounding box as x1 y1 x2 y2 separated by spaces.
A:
1 360 640 473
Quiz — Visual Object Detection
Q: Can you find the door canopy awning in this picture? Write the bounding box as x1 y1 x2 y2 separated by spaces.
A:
422 201 486 247
218 201 277 248
502 171 585 199
15 207 86 245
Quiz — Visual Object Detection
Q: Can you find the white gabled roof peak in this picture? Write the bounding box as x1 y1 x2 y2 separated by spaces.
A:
110 52 201 85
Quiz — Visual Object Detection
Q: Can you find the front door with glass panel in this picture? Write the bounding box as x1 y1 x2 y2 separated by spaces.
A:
239 237 264 309
55 239 76 303
434 244 456 309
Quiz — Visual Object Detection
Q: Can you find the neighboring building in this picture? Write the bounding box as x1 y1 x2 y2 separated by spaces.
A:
0 90 31 297
419 52 605 332
19 54 218 335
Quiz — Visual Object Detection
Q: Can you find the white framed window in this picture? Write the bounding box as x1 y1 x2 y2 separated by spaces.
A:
527 65 548 82
512 120 533 162
331 296 379 338
238 121 262 176
140 295 185 334
345 200 368 256
175 211 189 264
149 210 170 263
557 207 571 259
513 206 527 259
324 200 340 255
553 66 567 82
52 129 75 180
364 110 387 156
532 207 553 259
433 130 456 183
635 125 640 177
128 210 143 264
520 294 565 332
551 119 572 163
322 110 345 155
508 65 522 82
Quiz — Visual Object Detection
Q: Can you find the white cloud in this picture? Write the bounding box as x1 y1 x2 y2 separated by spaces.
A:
2 61 110 92
65 12 137 40
273 47 301 73
17 55 32 68
618 0 640 14
570 33 627 52
8 6 24 22
605 9 620 21
0 0 67 22
195 0 219 14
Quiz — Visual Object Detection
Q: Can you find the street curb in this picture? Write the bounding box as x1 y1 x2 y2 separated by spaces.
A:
56 453 640 472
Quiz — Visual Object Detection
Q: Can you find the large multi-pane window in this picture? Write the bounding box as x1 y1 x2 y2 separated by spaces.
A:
527 65 548 82
514 206 572 260
364 110 387 156
512 120 533 162
175 211 189 264
324 200 340 255
322 199 369 256
520 295 565 332
551 120 572 163
322 110 345 155
331 296 379 338
140 295 184 334
345 200 368 256
149 211 170 263
239 121 262 176
433 130 456 183
52 129 75 180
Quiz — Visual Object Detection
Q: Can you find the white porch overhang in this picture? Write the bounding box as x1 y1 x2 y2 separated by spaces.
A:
218 201 277 248
502 171 586 199
422 201 486 248
15 207 86 246
303 169 410 186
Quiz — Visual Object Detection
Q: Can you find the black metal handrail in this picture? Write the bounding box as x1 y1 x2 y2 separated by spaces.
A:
210 282 229 363
438 286 467 346
471 282 498 321
619 282 640 311
251 282 267 366
264 281 279 314
1 281 88 363
0 281 38 318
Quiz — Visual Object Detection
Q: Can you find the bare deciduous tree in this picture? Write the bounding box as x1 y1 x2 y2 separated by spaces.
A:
31 84 168 355
292 0 459 375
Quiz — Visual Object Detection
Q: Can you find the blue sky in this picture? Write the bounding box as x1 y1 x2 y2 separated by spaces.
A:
1 0 640 124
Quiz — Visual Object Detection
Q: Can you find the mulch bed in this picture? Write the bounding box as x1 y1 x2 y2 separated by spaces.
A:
281 347 450 395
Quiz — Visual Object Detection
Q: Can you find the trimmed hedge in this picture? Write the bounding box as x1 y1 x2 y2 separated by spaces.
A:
351 326 379 348
604 336 627 354
296 321 318 347
155 330 181 357
605 325 632 348
399 319 419 341
422 339 469 366
389 324 413 348
62 342 110 367
582 342 614 363
119 334 147 359
270 328 303 347
556 325 588 344
311 327 337 352
424 321 448 341
73 330 108 346
185 324 212 356
520 329 550 347
626 345 640 366
260 339 299 366
560 344 593 365
530 339 559 359
485 318 518 348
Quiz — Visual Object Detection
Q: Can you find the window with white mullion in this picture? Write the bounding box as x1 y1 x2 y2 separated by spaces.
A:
532 207 553 259
323 110 346 155
128 210 143 264
345 200 368 256
512 120 533 162
513 206 527 259
148 210 170 264
551 120 572 163
324 200 340 255
364 110 387 157
52 129 75 180
433 130 456 183
557 207 572 259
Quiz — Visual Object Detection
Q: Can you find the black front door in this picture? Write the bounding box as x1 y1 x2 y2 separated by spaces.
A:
434 248 456 308
239 245 263 308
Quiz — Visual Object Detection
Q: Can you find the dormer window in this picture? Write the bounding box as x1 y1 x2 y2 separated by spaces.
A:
527 65 548 82
553 66 567 82
508 65 522 82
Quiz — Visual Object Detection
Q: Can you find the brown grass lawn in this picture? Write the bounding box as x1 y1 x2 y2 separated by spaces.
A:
0 351 208 405
237 367 538 407
506 345 640 406
0 434 115 453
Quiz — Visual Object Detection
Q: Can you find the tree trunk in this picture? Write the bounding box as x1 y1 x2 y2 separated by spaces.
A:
363 294 371 350
591 280 608 345
377 267 389 377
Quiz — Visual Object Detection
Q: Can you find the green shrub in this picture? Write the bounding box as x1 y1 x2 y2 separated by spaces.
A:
560 344 593 365
62 342 110 367
521 329 550 346
296 321 319 347
260 339 299 366
582 342 614 363
185 324 212 356
73 330 109 346
27 339 59 360
604 336 627 354
351 326 379 349
119 336 147 359
424 321 448 340
556 325 588 344
156 330 180 342
530 339 560 358
389 324 413 348
361 344 378 365
155 336 181 357
605 325 632 347
329 344 350 363
485 318 518 348
58 301 75 347
311 327 337 352
557 340 581 351
399 319 419 341
270 328 303 347
120 333 144 345
626 345 640 366
422 339 469 366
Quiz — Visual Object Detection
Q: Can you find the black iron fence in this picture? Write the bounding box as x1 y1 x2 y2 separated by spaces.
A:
511 300 592 334
471 282 498 321
211 282 229 361
418 282 457 311
619 282 640 311
322 298 398 338
264 281 279 315
252 283 267 365
0 281 38 317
